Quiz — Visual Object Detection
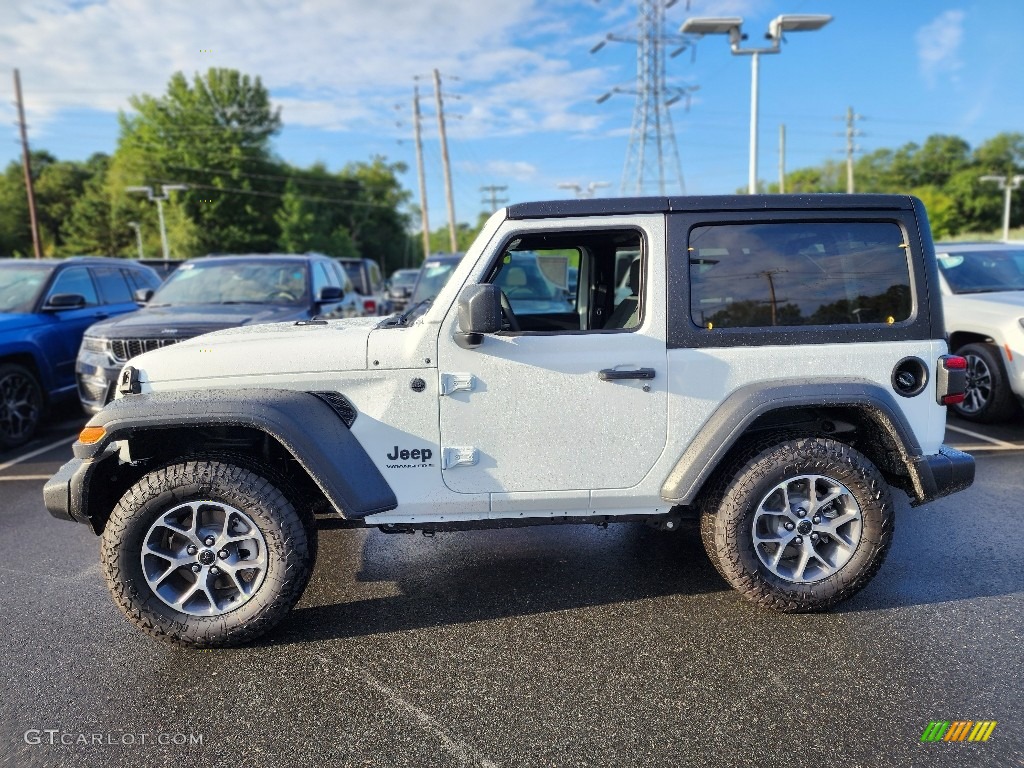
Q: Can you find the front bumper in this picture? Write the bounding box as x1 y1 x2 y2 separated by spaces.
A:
43 444 118 527
75 350 120 414
911 445 975 505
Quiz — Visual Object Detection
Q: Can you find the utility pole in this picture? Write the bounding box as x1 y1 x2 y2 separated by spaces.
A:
432 69 458 253
778 124 786 193
126 184 188 260
980 174 1024 241
480 185 509 212
592 1 697 195
840 106 864 194
412 85 431 259
13 69 42 259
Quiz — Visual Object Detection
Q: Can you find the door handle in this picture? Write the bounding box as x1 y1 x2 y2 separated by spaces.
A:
94 313 109 320
598 367 655 381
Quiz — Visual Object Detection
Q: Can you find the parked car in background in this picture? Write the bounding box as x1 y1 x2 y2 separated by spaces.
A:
76 254 360 413
0 257 162 448
386 268 421 312
935 241 1024 422
338 257 390 316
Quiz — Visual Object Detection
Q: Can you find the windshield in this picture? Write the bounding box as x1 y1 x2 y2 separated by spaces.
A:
409 259 459 304
937 249 1024 294
390 270 420 289
0 264 54 313
151 261 309 306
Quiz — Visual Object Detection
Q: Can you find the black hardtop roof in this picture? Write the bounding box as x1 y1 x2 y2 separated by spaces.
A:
507 194 916 220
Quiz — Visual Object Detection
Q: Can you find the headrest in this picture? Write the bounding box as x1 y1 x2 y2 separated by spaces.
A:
628 258 641 295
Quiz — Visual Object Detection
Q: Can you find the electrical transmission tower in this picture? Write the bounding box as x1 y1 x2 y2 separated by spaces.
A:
592 0 697 196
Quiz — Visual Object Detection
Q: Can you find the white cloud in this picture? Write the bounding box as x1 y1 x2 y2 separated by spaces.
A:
0 0 615 144
916 9 966 88
466 159 540 183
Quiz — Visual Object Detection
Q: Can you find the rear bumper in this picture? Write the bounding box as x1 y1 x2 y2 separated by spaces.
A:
911 445 975 505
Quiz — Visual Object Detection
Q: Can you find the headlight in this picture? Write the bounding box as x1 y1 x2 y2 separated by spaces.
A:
80 336 109 354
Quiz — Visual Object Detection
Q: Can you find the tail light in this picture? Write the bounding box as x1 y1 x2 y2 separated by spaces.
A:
936 355 967 406
363 299 377 315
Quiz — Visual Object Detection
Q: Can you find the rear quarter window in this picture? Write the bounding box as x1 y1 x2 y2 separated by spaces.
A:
689 221 911 329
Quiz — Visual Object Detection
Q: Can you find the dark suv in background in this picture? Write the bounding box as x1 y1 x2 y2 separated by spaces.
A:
338 257 390 315
76 253 359 412
0 257 161 448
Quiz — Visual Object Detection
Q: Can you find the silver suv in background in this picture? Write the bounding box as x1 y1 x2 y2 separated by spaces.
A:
935 241 1024 422
338 257 390 316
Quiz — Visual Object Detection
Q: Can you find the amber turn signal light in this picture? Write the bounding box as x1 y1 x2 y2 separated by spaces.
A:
78 426 106 444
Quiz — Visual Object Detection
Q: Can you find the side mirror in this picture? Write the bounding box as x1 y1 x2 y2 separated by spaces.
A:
43 293 86 311
317 285 345 303
455 284 502 349
133 288 154 304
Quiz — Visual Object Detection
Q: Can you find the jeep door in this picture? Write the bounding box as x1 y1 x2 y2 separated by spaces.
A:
435 215 669 495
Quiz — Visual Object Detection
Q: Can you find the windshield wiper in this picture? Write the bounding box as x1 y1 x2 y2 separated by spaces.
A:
389 298 433 327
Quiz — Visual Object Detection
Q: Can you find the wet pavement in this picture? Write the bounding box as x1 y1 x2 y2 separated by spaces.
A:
0 411 1021 767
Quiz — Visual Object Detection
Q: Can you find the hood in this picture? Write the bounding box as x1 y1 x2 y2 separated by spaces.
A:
949 290 1024 312
130 316 382 385
0 313 42 334
86 303 307 339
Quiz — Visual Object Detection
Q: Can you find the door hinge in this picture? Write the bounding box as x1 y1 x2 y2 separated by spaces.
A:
441 447 478 469
439 373 476 396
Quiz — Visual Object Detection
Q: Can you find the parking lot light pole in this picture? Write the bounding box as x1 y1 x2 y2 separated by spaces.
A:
980 174 1024 241
681 14 832 194
125 184 188 260
127 221 144 259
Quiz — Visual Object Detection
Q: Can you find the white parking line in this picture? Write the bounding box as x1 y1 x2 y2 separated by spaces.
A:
0 435 77 473
0 474 52 481
945 423 1016 448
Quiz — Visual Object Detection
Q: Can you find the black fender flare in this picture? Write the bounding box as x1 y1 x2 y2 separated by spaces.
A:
659 378 929 505
68 388 397 520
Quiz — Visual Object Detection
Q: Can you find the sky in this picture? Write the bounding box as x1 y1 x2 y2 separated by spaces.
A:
0 0 1021 232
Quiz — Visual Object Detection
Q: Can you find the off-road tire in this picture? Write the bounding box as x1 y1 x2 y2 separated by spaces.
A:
100 460 315 647
953 342 1019 423
699 437 894 612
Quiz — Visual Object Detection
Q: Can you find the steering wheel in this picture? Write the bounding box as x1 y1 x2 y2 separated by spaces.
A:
271 290 297 301
503 287 534 298
498 291 521 332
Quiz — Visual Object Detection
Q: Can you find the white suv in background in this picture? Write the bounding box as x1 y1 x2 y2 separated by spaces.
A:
935 241 1024 422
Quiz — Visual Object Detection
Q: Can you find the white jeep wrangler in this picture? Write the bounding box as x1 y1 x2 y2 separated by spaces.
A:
45 195 974 647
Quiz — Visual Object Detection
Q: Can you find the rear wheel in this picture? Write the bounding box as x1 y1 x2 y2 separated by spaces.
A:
0 363 43 450
953 342 1019 423
101 460 315 647
700 437 893 612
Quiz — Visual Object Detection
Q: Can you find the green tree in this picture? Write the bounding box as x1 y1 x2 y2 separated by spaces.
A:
114 68 283 256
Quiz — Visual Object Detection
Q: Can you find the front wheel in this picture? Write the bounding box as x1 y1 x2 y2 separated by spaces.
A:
0 363 43 450
700 437 894 612
100 460 315 647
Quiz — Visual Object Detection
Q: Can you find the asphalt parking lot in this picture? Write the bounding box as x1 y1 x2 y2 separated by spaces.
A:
0 408 1021 768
